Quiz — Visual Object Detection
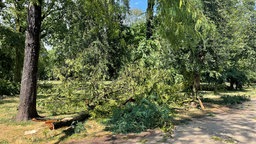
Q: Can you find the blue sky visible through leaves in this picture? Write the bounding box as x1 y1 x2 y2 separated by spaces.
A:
130 0 147 12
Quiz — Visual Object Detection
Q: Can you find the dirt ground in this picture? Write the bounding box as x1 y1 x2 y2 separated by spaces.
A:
66 98 256 144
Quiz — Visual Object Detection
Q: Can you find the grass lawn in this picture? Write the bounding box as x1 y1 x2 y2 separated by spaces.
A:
0 96 109 144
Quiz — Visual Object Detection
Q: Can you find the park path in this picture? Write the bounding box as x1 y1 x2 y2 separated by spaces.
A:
67 98 256 144
167 98 256 144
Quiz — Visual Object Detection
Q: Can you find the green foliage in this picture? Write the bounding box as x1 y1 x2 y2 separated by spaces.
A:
0 79 19 96
200 0 256 89
38 81 87 115
71 121 86 134
0 26 24 81
38 47 51 80
200 83 226 91
224 68 248 90
39 37 185 120
105 98 174 134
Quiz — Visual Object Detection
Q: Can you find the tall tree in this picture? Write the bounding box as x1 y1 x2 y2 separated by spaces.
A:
201 0 256 89
16 0 42 121
146 0 155 39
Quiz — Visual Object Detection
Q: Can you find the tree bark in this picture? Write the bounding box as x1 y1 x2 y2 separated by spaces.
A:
16 1 42 121
45 112 90 130
193 72 205 110
146 0 155 39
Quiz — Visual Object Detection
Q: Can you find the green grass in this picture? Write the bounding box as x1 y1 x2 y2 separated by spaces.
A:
211 135 237 144
202 95 250 106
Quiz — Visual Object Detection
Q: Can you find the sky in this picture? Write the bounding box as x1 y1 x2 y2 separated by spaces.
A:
130 0 147 12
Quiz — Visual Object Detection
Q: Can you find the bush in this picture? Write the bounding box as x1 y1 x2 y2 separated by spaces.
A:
105 99 174 134
0 79 19 96
71 121 86 134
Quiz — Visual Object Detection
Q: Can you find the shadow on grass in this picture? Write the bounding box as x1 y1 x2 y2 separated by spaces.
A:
0 99 17 104
54 127 74 144
202 94 250 106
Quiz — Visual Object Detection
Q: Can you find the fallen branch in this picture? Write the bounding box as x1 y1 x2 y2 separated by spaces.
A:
197 97 205 110
45 112 90 130
123 97 136 105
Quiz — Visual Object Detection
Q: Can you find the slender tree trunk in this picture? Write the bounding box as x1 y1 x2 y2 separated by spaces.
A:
16 1 42 121
146 0 155 39
193 71 205 110
192 72 200 97
230 80 234 90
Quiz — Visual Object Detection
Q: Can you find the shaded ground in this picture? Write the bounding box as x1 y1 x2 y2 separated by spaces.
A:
66 98 256 144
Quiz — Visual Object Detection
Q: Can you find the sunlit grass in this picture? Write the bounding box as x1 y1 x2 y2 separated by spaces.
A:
0 94 108 143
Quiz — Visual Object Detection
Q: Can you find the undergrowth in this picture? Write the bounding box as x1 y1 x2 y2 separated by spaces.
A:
105 98 174 134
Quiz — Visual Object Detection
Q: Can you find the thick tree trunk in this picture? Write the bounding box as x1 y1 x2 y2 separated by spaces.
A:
16 1 42 121
146 0 155 39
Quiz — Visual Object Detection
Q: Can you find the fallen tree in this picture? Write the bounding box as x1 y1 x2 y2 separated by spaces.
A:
51 112 90 130
38 112 90 130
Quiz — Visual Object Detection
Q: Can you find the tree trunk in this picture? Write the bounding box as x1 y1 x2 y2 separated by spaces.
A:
230 80 234 90
146 0 155 39
16 1 42 121
193 72 205 110
192 72 200 97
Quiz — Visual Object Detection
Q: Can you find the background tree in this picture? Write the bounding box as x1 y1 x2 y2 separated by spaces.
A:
0 0 27 82
146 0 155 39
157 0 214 100
0 0 26 95
201 0 256 90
